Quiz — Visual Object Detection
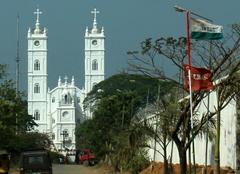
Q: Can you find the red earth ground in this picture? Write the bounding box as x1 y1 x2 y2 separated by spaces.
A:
140 162 235 174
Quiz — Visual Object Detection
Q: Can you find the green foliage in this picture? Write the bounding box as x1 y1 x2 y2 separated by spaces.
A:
7 132 51 152
0 64 40 153
77 73 178 172
75 119 98 152
77 91 143 161
124 150 150 174
0 64 7 79
0 80 37 150
8 132 52 166
84 73 172 109
49 151 64 164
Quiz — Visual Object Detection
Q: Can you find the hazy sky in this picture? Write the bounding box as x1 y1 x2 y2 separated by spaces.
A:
0 0 239 91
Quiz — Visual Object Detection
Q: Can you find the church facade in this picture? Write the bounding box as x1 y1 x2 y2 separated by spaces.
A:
27 8 105 151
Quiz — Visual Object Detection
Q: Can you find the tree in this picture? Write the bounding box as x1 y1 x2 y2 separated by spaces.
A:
77 73 167 173
0 81 36 135
0 64 39 152
128 24 240 174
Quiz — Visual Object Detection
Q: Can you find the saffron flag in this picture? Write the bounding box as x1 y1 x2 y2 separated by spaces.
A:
183 64 213 91
191 18 223 40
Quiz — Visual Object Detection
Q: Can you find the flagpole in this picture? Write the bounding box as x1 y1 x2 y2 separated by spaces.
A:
186 10 194 139
186 10 197 174
186 11 191 67
174 5 213 22
176 6 216 174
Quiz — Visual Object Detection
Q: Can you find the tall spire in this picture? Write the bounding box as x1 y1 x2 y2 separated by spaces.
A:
34 8 42 34
71 76 75 86
91 8 99 33
64 76 68 86
58 76 61 86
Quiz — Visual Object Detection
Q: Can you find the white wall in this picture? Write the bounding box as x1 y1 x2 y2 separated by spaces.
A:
148 91 236 169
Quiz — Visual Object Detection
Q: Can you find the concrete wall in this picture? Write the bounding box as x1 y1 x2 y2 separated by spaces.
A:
148 91 236 169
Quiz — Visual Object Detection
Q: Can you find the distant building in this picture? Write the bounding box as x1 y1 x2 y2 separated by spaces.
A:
27 8 105 151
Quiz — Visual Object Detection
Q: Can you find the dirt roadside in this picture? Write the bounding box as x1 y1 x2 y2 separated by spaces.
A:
9 164 120 174
140 162 235 174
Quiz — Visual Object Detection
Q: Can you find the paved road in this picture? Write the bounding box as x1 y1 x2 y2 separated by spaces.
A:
10 164 103 174
52 164 99 174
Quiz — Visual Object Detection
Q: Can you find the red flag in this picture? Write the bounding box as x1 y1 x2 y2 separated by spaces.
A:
183 64 213 91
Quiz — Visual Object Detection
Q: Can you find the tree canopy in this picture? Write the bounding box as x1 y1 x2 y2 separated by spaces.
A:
77 73 177 173
0 64 50 153
84 73 176 110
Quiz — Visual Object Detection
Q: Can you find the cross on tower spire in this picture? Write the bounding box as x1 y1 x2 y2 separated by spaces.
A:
91 8 99 32
34 8 42 33
34 8 42 23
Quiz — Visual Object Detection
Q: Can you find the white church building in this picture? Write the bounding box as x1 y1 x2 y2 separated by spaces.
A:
27 8 105 151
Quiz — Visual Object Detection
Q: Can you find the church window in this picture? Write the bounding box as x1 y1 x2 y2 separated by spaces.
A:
34 110 40 120
62 129 69 138
52 118 55 124
34 83 40 93
64 95 68 104
92 59 98 70
52 97 55 103
34 60 40 70
63 94 72 104
52 133 55 140
77 97 80 103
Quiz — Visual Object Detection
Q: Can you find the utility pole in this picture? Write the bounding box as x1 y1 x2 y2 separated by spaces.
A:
61 130 69 150
15 14 20 135
16 14 20 93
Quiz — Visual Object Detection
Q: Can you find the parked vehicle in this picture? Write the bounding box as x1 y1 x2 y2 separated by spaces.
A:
19 150 52 174
0 150 10 174
78 149 96 166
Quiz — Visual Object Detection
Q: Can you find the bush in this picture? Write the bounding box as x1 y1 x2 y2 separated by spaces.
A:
49 151 64 164
124 151 150 174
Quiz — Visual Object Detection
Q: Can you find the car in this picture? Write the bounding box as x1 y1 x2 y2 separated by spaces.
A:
19 150 52 174
0 150 10 174
77 149 96 166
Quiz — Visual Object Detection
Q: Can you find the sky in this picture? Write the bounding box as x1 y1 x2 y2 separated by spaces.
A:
0 0 239 91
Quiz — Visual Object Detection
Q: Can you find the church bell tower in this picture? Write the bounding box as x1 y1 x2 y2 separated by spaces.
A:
84 8 105 95
27 8 48 132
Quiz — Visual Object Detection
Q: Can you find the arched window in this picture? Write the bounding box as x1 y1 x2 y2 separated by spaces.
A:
64 95 68 104
52 97 55 103
62 111 68 117
34 60 40 70
34 110 40 120
62 93 72 104
92 59 98 70
34 83 40 93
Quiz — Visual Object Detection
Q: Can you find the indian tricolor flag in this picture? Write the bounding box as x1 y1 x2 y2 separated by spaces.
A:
191 18 223 40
